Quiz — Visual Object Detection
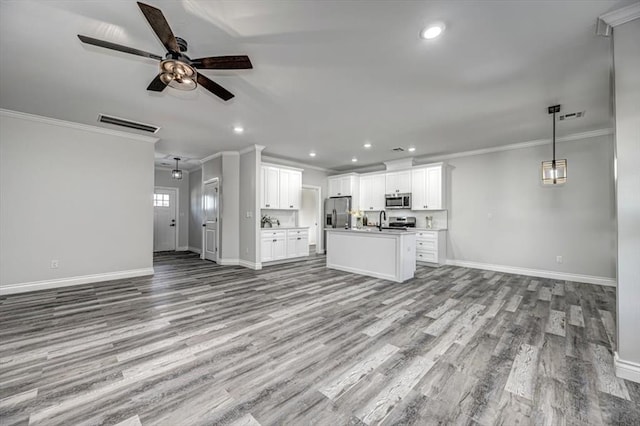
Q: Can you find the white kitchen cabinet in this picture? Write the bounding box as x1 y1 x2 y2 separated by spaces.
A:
385 170 411 194
261 229 309 262
279 168 302 210
415 229 446 266
411 164 443 210
328 174 358 197
261 166 280 209
359 174 386 211
261 230 287 262
261 164 302 210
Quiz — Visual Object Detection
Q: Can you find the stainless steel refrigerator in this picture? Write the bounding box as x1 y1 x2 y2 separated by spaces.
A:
324 196 352 229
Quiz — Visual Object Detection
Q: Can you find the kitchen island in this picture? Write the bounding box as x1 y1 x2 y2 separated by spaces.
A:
325 228 416 282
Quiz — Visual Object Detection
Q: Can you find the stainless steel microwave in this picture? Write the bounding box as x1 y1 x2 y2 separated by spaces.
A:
385 193 411 209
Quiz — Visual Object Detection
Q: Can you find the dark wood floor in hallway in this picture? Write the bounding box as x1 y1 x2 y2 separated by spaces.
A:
1 252 639 425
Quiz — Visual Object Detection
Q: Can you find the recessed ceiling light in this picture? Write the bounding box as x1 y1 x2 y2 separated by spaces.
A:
408 147 416 152
233 126 244 134
364 142 372 148
351 157 358 162
309 152 316 157
421 22 445 40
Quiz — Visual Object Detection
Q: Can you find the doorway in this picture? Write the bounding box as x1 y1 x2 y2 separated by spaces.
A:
153 187 178 252
202 179 219 262
300 185 322 254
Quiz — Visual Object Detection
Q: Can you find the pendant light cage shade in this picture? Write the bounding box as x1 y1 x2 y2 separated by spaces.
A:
542 104 567 185
171 157 183 180
541 159 567 185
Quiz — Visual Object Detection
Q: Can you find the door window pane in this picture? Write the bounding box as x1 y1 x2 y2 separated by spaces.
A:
154 193 170 207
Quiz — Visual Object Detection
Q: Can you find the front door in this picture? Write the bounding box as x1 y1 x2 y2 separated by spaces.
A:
153 188 177 252
203 180 219 262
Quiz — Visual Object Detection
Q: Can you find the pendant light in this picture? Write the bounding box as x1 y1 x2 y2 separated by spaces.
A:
541 104 567 185
171 157 183 180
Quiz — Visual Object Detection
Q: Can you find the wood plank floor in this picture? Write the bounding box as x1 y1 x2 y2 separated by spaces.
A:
1 252 639 425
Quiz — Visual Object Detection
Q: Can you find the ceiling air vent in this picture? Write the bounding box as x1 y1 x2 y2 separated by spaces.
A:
558 111 585 121
392 147 405 152
97 114 160 134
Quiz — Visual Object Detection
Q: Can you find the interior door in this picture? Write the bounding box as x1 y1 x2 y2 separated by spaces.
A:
153 188 177 252
203 180 219 262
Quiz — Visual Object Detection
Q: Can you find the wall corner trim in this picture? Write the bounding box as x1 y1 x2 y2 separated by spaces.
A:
445 259 616 287
615 352 640 383
0 109 159 144
0 268 154 295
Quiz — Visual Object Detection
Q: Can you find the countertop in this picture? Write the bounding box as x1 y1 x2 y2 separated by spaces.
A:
325 228 418 235
261 226 309 230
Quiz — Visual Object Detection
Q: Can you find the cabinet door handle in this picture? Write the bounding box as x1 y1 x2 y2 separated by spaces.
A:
290 205 293 208
297 237 301 240
273 239 277 242
266 204 270 207
370 207 373 209
337 192 341 195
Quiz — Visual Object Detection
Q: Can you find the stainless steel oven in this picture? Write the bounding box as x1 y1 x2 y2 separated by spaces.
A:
384 193 411 209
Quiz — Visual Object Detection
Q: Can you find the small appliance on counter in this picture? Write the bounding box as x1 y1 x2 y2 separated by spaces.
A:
385 216 417 230
385 193 411 209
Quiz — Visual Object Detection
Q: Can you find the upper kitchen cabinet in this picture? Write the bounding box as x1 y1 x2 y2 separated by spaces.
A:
260 164 302 210
359 174 386 211
328 174 358 197
411 163 444 210
385 170 411 194
279 168 302 210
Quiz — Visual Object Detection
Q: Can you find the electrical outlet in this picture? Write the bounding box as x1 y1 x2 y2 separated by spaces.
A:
246 211 252 218
556 255 563 264
50 260 59 269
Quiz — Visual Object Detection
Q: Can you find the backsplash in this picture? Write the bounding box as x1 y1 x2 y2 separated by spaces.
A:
261 209 297 228
362 209 448 229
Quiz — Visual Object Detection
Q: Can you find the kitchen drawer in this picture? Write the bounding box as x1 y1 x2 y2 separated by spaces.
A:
261 230 287 239
416 239 437 251
287 229 308 236
416 251 437 263
416 231 437 240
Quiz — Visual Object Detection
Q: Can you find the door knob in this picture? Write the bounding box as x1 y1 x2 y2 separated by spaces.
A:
202 224 206 227
170 224 175 227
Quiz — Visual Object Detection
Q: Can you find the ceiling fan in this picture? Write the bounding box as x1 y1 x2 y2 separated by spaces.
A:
77 2 252 101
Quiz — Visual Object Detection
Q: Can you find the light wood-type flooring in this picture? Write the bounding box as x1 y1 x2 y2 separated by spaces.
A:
1 252 639 425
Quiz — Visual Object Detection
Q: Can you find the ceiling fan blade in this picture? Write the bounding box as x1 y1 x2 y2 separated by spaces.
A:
197 74 234 101
147 74 168 92
191 55 253 70
77 35 163 60
137 2 179 53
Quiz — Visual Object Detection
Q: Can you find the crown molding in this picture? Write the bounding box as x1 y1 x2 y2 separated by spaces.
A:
239 144 266 155
414 128 613 164
261 155 333 173
200 151 240 163
599 3 640 27
0 109 159 144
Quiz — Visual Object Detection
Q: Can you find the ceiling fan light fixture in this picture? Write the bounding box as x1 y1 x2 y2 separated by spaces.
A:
160 59 197 91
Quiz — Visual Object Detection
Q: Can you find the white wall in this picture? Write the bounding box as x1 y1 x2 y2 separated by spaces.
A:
0 110 155 292
613 19 640 379
188 168 203 253
221 154 240 261
154 168 189 249
445 134 616 280
239 148 261 265
300 188 318 245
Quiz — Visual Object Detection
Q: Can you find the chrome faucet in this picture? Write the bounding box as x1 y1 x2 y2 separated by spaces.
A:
378 210 386 231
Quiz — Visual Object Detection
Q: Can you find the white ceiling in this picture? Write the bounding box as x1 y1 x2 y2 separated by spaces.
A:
0 1 630 171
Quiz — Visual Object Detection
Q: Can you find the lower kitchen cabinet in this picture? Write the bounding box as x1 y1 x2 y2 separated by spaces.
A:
415 229 446 266
261 228 309 262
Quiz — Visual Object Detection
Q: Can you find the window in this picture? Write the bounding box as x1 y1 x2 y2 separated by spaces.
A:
154 193 170 207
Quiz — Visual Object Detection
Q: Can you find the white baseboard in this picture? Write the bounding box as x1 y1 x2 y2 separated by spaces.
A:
445 259 616 287
239 259 262 270
0 268 154 295
217 258 240 266
188 246 202 254
176 246 189 251
615 352 640 383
